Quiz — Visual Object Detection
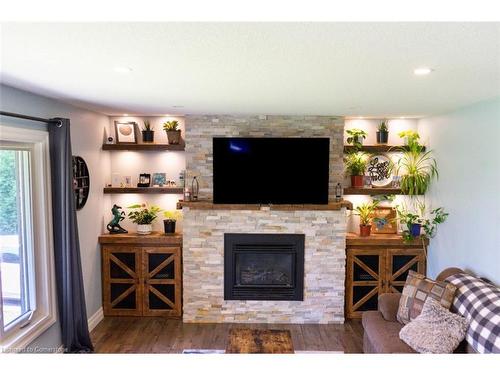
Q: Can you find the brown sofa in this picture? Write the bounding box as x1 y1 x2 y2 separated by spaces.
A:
362 267 472 353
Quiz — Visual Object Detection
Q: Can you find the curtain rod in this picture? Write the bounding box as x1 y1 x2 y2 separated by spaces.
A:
0 111 62 126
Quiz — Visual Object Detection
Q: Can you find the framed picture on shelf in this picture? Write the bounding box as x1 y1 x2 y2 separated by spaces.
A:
137 173 151 187
370 206 397 234
152 173 167 187
114 121 138 144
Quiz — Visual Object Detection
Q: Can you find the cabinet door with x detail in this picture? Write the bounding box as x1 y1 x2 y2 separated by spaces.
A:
142 247 182 317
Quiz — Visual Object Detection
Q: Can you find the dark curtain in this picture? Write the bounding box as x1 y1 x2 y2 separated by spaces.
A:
48 118 94 353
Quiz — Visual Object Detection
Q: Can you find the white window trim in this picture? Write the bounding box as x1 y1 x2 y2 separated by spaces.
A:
0 124 57 351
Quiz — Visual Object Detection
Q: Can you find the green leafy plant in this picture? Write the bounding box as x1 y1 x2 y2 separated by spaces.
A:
398 130 420 148
397 146 438 195
163 120 179 131
378 120 388 132
344 151 368 176
164 210 182 221
127 203 162 225
352 201 379 226
143 120 153 131
396 202 448 242
346 129 367 149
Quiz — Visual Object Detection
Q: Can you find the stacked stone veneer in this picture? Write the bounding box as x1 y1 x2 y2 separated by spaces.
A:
182 208 347 323
184 115 344 201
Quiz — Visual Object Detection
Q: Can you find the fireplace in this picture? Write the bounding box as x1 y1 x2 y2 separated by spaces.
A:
224 233 305 301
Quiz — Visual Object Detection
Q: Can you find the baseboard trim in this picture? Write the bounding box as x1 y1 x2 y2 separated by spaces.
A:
87 307 104 332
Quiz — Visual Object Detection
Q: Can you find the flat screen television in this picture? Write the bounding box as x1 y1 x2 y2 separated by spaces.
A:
213 137 330 204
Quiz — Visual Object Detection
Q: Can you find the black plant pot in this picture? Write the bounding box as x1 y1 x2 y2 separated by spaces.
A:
142 130 155 143
376 131 389 144
163 219 176 234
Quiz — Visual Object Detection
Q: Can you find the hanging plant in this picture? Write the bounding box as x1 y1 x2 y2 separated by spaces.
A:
397 144 438 195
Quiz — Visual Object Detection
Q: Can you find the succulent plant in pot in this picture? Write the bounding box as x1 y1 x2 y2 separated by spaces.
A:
163 120 181 145
163 210 181 234
346 129 367 149
352 200 379 237
396 144 438 195
142 120 154 143
127 203 162 235
344 151 368 188
376 120 389 144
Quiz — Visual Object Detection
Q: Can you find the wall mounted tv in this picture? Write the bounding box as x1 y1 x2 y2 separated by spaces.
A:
213 137 330 204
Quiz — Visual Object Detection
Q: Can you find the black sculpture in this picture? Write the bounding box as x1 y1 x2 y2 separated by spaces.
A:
107 204 128 234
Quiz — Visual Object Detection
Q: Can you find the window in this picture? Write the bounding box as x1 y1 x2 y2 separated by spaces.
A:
0 125 56 351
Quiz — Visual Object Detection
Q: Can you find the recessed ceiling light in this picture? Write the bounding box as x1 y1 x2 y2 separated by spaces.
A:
413 67 433 76
114 66 132 74
123 113 129 116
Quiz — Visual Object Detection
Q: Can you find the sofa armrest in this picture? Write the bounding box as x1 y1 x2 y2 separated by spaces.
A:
378 293 402 322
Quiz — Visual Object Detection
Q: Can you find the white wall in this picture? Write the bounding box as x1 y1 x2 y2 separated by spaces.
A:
107 116 186 233
0 84 111 350
418 97 500 284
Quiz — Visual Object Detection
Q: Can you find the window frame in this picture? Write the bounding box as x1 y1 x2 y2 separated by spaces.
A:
0 124 56 351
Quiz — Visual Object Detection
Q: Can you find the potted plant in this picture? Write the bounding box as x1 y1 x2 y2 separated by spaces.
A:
127 203 162 235
396 145 438 195
353 201 379 237
376 120 389 144
346 129 367 149
142 120 154 143
397 130 420 147
344 151 368 188
163 120 181 145
396 203 448 242
163 210 181 234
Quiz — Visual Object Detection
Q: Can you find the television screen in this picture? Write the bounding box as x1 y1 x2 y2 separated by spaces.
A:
213 137 330 204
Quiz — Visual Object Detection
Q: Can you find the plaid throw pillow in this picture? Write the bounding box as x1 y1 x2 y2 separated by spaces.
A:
397 270 457 325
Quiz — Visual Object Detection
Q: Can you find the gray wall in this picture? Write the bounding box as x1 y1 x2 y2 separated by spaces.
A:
418 97 500 284
0 84 110 349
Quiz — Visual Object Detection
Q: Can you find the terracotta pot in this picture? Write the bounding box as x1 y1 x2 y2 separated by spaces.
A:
166 130 181 145
359 224 371 237
351 175 364 188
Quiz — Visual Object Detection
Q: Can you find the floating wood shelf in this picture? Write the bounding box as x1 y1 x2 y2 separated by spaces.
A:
102 143 185 151
343 187 403 195
343 145 425 153
104 187 184 194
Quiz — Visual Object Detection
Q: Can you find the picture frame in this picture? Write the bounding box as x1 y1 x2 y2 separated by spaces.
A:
114 121 138 144
152 173 167 187
370 206 397 234
137 173 151 188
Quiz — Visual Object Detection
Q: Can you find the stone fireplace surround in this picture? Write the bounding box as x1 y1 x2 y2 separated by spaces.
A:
182 115 347 324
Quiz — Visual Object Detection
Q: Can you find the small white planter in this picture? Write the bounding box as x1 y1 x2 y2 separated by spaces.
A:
137 224 153 235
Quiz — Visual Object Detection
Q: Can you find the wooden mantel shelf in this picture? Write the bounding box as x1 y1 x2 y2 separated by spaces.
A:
178 200 353 211
98 231 182 245
346 232 429 247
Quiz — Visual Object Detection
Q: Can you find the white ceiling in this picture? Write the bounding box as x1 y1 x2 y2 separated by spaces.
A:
1 23 499 117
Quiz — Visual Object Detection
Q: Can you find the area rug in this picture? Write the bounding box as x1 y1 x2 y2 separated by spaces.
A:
182 349 344 354
226 328 294 353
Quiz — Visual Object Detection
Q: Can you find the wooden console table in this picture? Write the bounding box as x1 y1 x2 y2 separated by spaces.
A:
345 233 428 319
98 232 183 317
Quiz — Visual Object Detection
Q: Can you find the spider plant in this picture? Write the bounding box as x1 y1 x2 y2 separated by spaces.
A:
397 146 438 195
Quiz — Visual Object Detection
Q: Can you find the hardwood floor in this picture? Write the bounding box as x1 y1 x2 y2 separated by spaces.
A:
91 317 364 353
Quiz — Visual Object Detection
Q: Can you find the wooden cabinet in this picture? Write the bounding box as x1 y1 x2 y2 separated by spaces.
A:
345 233 428 319
99 233 182 317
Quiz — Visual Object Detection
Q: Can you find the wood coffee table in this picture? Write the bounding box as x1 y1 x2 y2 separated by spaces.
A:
226 328 294 354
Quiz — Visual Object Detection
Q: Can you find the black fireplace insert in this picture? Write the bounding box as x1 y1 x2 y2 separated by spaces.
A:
224 233 305 301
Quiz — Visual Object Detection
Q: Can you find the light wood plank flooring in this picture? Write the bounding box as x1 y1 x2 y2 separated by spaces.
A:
91 317 364 353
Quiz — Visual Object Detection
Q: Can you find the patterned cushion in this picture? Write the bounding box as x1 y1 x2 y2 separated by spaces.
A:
399 298 468 353
446 273 500 353
397 270 457 324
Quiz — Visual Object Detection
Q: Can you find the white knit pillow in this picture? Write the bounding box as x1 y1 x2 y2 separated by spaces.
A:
399 297 468 354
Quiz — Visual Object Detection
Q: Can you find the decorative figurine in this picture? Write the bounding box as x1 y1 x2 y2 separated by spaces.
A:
107 204 128 234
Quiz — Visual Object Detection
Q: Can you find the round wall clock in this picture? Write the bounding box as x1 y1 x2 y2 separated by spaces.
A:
367 154 393 187
72 156 90 210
